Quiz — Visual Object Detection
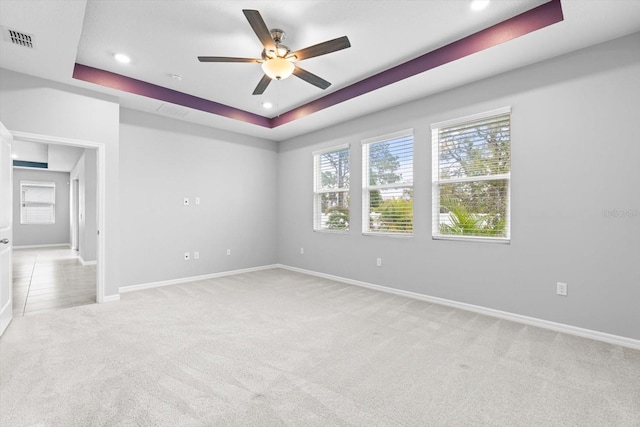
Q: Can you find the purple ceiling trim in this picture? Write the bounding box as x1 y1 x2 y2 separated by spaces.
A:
72 64 271 128
73 1 563 130
271 0 564 128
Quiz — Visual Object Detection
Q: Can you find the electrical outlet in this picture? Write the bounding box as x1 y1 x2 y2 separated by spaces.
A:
376 258 382 267
557 282 568 296
184 252 190 261
300 247 304 255
183 197 190 206
226 249 231 256
193 251 199 260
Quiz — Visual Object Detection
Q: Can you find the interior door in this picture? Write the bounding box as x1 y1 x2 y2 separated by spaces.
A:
0 122 13 336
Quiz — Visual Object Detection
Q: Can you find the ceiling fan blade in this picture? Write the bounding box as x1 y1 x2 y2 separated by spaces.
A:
253 74 272 95
243 9 275 52
289 36 351 61
198 56 260 63
293 66 331 90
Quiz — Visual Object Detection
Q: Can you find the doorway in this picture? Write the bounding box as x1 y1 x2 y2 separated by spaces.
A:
9 131 106 312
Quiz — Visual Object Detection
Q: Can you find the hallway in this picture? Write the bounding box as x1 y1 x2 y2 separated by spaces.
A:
12 246 96 317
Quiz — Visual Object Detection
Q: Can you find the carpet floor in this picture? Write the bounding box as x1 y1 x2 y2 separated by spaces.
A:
1 268 639 426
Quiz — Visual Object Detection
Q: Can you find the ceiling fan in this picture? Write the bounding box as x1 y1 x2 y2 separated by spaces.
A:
198 9 351 95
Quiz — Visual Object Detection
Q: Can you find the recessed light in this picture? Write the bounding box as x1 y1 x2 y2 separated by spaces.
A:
170 73 183 81
114 53 131 64
11 154 18 159
262 102 273 109
470 0 490 11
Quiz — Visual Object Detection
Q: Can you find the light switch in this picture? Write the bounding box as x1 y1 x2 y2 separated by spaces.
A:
183 197 190 206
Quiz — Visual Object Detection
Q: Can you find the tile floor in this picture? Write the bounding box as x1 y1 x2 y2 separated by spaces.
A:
12 246 96 317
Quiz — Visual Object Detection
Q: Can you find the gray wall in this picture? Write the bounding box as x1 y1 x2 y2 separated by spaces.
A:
0 69 120 298
119 109 278 287
277 33 640 340
12 169 70 247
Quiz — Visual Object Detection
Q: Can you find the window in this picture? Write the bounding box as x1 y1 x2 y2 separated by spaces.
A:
21 181 56 224
362 130 413 235
313 145 350 231
431 107 511 242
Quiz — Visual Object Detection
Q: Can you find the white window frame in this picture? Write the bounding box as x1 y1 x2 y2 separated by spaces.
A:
313 144 350 232
362 129 414 236
431 107 511 243
20 180 56 225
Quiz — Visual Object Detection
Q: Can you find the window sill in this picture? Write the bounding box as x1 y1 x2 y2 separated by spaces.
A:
313 229 349 234
362 232 413 238
432 235 510 244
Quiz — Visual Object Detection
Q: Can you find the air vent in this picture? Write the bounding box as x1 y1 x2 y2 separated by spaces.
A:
2 26 34 48
156 104 189 118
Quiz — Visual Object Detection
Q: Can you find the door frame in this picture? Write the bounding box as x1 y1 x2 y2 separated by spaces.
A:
0 123 13 335
71 179 80 251
10 131 107 303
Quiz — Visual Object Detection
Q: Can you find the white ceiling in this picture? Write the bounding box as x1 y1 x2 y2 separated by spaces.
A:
1 0 639 142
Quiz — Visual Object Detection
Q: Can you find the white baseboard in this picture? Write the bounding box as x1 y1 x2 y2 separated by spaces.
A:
277 264 640 350
13 243 71 249
102 294 120 303
0 299 12 337
119 264 280 294
79 257 97 266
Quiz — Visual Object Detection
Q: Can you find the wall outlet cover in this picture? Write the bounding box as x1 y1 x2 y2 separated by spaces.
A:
557 282 568 296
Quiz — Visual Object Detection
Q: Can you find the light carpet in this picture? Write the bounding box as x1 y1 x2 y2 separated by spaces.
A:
1 268 639 426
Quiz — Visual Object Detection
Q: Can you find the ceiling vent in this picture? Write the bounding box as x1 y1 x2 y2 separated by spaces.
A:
2 26 34 48
156 104 189 118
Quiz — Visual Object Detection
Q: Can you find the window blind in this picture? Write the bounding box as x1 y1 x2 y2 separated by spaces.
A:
432 108 511 241
362 130 413 235
21 181 56 224
313 145 350 231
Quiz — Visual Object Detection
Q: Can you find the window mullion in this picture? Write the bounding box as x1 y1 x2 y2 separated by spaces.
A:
437 173 510 185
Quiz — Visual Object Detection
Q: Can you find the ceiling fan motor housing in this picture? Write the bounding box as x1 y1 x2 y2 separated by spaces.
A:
270 29 285 44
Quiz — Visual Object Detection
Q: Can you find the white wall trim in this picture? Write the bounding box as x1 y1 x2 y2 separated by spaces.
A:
10 131 107 304
119 264 280 294
276 264 640 350
13 243 71 249
0 298 12 337
102 294 120 303
79 257 97 266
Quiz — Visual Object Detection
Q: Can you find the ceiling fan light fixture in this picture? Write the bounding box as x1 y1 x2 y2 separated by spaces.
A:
262 57 295 80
